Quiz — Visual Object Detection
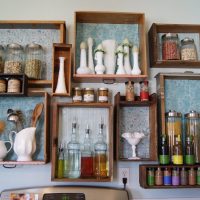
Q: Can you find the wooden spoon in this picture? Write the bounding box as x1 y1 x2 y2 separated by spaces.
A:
31 103 44 127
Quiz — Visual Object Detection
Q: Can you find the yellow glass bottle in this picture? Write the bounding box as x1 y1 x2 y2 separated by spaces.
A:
172 135 183 165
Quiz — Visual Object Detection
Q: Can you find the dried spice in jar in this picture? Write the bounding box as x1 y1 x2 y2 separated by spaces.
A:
181 38 197 61
125 81 134 101
162 33 180 60
83 88 94 103
25 43 44 79
140 81 149 101
0 78 7 93
7 78 21 93
72 87 82 102
0 45 4 73
98 88 109 103
4 43 24 74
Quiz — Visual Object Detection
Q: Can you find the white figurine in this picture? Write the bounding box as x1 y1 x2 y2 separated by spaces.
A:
116 45 126 74
94 44 106 74
131 45 141 75
77 42 92 74
123 38 132 75
122 132 145 159
87 37 95 74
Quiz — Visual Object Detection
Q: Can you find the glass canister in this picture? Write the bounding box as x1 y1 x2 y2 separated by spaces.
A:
162 33 180 60
4 43 24 74
181 38 197 61
185 111 200 163
0 45 4 73
25 43 44 79
165 110 182 162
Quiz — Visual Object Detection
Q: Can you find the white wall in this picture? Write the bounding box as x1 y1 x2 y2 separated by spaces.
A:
1 0 200 199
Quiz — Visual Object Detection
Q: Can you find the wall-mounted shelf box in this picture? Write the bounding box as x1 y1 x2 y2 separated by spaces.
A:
0 74 28 96
0 20 66 88
114 92 157 161
52 43 72 96
73 11 148 83
0 92 50 165
51 102 113 182
149 23 200 68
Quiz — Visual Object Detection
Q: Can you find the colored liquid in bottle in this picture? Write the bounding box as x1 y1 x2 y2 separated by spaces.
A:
94 153 107 178
81 156 94 177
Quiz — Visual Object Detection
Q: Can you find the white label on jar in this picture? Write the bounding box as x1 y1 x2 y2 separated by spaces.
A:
84 94 94 102
99 96 108 102
73 95 82 101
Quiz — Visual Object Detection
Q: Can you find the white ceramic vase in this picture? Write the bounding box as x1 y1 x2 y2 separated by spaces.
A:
102 39 117 74
116 52 126 74
95 51 105 74
87 37 95 74
124 45 132 74
55 57 67 94
131 46 141 75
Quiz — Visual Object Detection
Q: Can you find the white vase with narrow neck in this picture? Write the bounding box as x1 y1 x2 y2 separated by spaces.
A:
95 51 105 74
116 53 126 74
55 57 67 94
124 45 132 75
131 46 141 75
87 37 95 74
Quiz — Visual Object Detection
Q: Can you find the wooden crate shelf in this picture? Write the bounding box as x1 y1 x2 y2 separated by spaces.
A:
51 102 113 182
73 11 148 83
114 92 157 161
149 23 200 68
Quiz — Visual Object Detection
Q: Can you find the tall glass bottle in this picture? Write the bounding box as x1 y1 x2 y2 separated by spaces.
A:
159 134 170 165
56 143 64 178
94 121 107 178
81 125 94 178
66 121 81 178
172 135 183 165
185 136 195 165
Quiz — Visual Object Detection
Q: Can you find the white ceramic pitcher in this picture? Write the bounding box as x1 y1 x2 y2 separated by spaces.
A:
0 140 12 161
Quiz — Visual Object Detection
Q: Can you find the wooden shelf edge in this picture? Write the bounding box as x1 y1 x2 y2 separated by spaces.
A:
52 177 112 182
28 80 52 88
0 161 46 165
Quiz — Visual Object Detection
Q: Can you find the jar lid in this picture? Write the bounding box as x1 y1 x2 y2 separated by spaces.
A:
165 110 182 117
7 43 23 50
84 88 94 91
125 81 134 84
73 87 81 90
162 33 178 39
98 87 108 91
140 80 148 84
26 42 43 50
185 110 200 118
181 37 194 44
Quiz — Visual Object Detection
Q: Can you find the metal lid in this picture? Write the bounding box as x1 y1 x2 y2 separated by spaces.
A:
7 43 23 50
84 88 94 91
125 81 134 84
26 42 43 50
73 87 81 90
98 87 108 91
185 110 200 118
162 33 178 39
181 37 194 44
165 110 182 117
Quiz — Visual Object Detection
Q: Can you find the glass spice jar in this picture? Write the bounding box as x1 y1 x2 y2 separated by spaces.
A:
4 43 24 74
97 88 109 103
72 87 82 102
181 38 197 61
140 81 149 101
0 45 4 73
7 78 21 93
83 88 94 103
162 33 180 60
125 81 134 101
0 78 7 93
25 43 44 79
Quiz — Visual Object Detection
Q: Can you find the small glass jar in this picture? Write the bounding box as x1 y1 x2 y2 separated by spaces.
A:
125 81 134 101
0 45 4 73
83 88 94 103
162 33 180 60
97 88 109 103
181 38 197 61
4 43 24 74
7 78 21 93
140 81 149 101
0 78 7 93
25 43 44 79
73 87 82 102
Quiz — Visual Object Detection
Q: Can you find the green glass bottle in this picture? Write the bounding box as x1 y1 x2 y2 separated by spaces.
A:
159 134 170 165
57 143 64 178
185 136 195 165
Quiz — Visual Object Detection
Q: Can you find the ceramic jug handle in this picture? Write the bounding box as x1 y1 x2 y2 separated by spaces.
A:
4 141 13 153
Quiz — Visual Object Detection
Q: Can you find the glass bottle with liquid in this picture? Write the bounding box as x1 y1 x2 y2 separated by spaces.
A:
81 125 94 178
56 143 64 178
147 168 155 186
94 121 107 178
172 135 183 165
66 121 81 178
185 136 195 165
159 134 170 165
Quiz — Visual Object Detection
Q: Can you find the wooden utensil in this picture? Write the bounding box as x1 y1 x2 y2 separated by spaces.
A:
0 120 5 133
31 103 44 127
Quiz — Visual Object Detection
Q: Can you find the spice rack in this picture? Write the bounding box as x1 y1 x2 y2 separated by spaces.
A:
0 20 66 88
51 102 113 182
52 43 72 96
114 92 157 161
149 23 200 67
0 74 28 96
73 11 148 83
139 164 200 188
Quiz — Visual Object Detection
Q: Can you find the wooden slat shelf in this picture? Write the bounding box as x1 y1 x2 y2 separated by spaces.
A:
28 80 52 88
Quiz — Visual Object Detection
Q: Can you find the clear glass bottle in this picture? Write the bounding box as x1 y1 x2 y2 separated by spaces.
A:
4 43 24 74
159 134 170 165
94 120 107 178
66 121 81 178
180 167 188 185
162 33 180 60
25 43 44 79
163 168 172 186
0 45 4 73
56 143 64 178
185 136 195 165
188 167 196 186
81 125 94 178
172 135 183 165
181 37 197 61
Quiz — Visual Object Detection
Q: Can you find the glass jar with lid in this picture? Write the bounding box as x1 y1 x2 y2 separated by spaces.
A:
4 43 24 74
181 37 197 61
162 33 180 60
83 88 94 103
0 45 4 73
25 43 44 79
